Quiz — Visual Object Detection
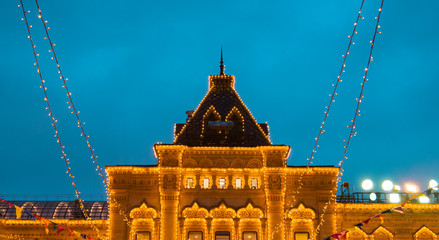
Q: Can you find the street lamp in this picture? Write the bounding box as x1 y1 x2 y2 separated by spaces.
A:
405 184 418 193
369 192 377 201
419 196 430 203
389 193 400 203
429 179 438 190
362 179 373 191
382 180 393 192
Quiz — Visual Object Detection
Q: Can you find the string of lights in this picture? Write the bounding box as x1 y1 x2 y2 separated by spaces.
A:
0 233 23 240
315 0 385 236
33 1 131 236
290 0 366 208
34 0 107 187
18 1 104 238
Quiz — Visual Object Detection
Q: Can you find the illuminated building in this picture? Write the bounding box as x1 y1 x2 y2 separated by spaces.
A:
1 58 439 240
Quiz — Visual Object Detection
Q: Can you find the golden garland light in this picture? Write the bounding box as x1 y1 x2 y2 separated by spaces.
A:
18 1 104 238
0 233 24 240
315 0 385 236
32 0 132 237
290 0 366 209
34 0 107 186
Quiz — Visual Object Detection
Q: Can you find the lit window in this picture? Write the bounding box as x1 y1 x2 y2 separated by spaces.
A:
235 178 242 189
251 178 258 189
295 232 309 240
219 178 226 189
243 231 257 240
215 231 230 240
188 231 203 240
186 178 194 188
136 231 151 240
203 178 210 189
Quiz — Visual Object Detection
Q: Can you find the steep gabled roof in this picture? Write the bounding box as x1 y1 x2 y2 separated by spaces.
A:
173 74 271 147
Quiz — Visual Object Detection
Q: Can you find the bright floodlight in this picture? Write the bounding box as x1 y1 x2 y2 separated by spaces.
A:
382 180 393 191
369 192 377 201
389 193 400 203
394 185 401 191
429 179 438 190
419 196 430 203
362 179 373 191
405 184 418 193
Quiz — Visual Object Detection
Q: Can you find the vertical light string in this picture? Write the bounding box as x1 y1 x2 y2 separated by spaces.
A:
315 0 385 236
18 1 104 238
290 0 366 208
33 0 131 237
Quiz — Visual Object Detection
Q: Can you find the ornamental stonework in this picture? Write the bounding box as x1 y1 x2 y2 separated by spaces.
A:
247 159 262 168
182 202 209 218
163 175 177 189
268 175 282 189
159 149 181 167
288 203 315 220
266 151 285 167
210 203 236 218
182 158 198 167
236 203 264 218
129 202 158 219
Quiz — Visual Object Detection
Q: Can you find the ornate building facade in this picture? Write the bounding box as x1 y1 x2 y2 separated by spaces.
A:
1 62 439 240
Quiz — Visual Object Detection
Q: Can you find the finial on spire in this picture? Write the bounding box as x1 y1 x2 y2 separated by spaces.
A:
220 46 225 75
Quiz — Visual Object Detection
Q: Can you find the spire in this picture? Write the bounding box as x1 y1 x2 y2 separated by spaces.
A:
220 47 225 75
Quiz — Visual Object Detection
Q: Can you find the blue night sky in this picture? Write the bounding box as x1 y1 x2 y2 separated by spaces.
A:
0 0 438 197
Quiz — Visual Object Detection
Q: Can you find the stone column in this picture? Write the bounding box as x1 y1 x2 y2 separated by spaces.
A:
109 192 129 240
265 173 285 240
179 217 185 240
285 218 292 240
267 194 284 240
261 218 267 240
234 218 240 240
206 217 213 240
160 174 180 240
154 218 161 240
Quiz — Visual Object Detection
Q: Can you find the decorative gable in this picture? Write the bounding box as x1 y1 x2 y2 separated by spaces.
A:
173 74 271 147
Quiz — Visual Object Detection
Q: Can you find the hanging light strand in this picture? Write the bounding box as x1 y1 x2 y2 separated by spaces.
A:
315 0 385 236
18 1 104 239
33 0 130 235
34 0 107 187
291 0 366 208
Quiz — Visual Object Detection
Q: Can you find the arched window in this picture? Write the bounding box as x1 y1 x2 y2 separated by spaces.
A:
202 106 221 145
53 202 72 219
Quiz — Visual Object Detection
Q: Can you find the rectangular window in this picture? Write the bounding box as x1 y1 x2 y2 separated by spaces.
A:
203 178 210 189
186 178 194 188
215 231 230 240
235 178 242 189
219 178 226 189
136 231 151 240
188 231 203 240
243 231 257 240
251 178 258 189
295 232 309 240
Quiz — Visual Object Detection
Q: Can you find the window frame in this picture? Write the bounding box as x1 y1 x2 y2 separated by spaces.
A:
242 231 258 240
251 177 258 189
218 177 227 189
203 177 210 189
186 177 195 189
215 231 230 240
294 232 309 240
188 231 203 240
235 178 242 189
136 231 151 240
